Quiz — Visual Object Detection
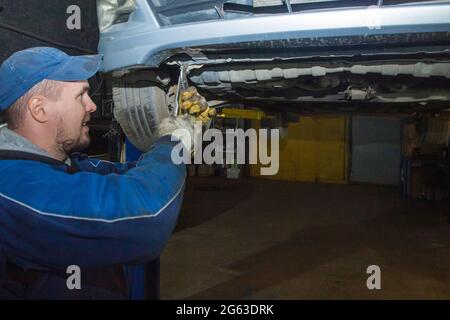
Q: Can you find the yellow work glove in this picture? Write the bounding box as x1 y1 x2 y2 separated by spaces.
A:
179 87 216 124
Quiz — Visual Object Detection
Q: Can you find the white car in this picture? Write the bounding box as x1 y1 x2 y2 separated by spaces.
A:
97 0 450 150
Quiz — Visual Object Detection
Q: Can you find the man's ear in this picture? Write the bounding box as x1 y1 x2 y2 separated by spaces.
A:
27 95 49 123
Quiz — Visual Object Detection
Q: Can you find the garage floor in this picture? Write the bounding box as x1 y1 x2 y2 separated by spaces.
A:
161 177 450 299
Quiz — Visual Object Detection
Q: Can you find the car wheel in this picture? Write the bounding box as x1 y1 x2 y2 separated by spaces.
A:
113 77 170 152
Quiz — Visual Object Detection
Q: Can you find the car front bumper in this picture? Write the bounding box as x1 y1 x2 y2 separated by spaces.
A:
98 1 450 72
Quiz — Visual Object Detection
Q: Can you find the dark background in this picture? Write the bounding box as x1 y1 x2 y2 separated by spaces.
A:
0 0 99 60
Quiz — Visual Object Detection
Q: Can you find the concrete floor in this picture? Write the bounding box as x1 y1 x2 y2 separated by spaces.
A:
161 177 450 299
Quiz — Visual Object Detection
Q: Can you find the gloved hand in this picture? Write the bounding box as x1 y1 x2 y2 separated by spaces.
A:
155 114 200 152
153 86 213 154
179 87 216 124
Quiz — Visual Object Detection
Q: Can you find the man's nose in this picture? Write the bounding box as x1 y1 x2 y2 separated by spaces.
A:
85 95 97 113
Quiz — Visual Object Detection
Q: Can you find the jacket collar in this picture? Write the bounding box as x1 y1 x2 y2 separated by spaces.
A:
0 124 71 166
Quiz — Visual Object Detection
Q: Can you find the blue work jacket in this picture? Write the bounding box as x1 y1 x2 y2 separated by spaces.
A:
0 134 186 299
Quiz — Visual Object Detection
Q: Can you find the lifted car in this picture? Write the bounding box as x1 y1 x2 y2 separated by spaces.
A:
97 0 450 150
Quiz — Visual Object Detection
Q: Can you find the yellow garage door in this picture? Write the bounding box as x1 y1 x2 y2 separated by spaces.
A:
251 116 348 183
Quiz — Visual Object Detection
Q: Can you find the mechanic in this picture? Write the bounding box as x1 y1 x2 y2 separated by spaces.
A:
0 47 195 299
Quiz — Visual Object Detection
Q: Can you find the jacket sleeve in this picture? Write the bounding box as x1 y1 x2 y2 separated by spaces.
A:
0 136 186 269
71 154 137 175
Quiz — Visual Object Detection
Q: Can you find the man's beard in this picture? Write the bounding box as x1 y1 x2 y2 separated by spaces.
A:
59 135 89 154
55 119 90 156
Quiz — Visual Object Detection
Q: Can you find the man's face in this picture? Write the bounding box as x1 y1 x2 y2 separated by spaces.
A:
51 80 97 155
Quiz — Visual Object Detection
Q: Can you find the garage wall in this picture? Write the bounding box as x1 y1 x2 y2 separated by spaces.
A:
350 116 402 185
251 116 348 183
0 0 99 62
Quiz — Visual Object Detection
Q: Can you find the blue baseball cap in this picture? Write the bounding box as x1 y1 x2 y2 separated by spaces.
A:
0 47 103 111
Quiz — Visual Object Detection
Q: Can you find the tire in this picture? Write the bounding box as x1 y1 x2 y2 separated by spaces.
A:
113 76 170 152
